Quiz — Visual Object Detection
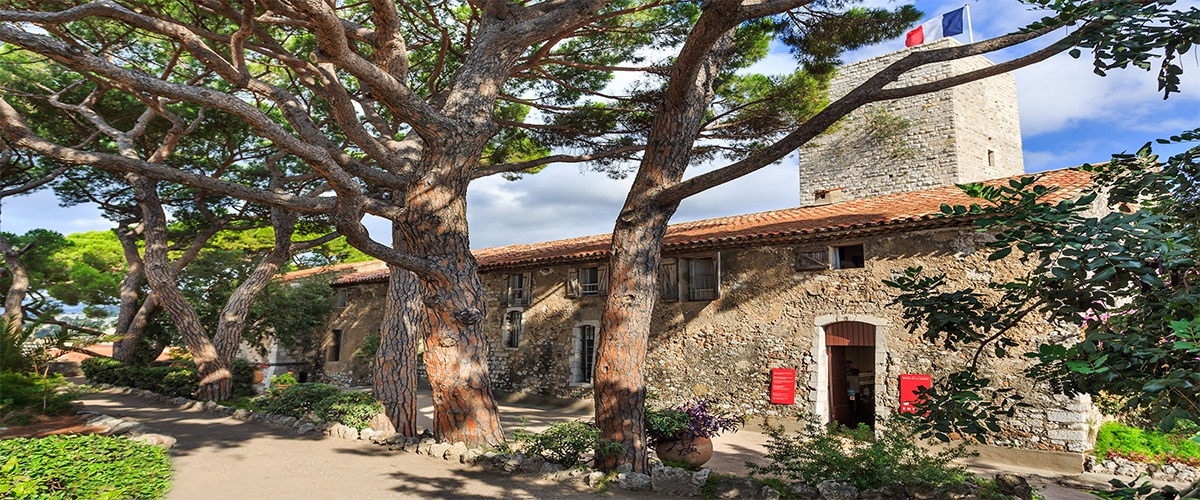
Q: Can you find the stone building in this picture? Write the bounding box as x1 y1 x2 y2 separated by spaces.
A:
285 41 1102 459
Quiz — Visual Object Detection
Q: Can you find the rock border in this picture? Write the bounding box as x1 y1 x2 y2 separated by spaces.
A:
74 409 177 449
1087 455 1200 484
88 383 1037 498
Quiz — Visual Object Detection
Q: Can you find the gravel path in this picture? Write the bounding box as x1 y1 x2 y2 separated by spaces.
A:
78 391 628 499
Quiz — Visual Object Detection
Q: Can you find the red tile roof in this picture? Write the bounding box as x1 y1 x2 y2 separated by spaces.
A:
332 168 1093 285
279 259 388 282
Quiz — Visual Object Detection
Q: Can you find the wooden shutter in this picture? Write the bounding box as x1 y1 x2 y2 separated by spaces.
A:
713 252 721 299
520 272 533 306
660 258 678 302
796 248 829 271
566 268 581 298
597 266 609 295
501 274 511 307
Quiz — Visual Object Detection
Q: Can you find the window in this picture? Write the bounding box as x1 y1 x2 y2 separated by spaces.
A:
328 329 343 361
987 149 996 167
336 288 348 309
796 248 829 271
833 244 865 269
503 309 523 348
504 272 532 306
574 324 598 384
687 257 717 300
567 266 608 298
659 255 720 302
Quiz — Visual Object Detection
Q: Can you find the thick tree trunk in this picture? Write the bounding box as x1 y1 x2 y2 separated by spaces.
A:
212 209 299 361
595 25 739 472
596 204 676 472
374 223 422 436
375 264 422 436
401 183 503 446
111 225 145 362
130 174 232 400
0 232 29 331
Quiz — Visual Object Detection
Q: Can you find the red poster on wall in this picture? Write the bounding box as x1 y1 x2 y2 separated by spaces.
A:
899 373 932 414
770 368 796 405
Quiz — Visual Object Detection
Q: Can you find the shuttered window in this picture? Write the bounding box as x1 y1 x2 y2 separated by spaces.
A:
796 249 829 271
660 258 679 301
504 310 522 348
503 272 533 306
568 266 609 298
833 244 865 269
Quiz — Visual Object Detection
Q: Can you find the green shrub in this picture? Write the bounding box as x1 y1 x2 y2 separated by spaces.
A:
514 420 613 468
313 391 383 430
746 420 976 491
0 434 171 499
81 357 256 400
1095 421 1200 465
0 371 84 425
270 372 298 386
259 383 342 419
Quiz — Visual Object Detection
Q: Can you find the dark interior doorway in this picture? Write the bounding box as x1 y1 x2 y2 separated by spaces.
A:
826 322 876 429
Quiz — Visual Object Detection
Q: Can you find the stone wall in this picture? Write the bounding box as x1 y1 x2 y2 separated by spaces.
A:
470 225 1092 452
797 38 1023 205
320 224 1097 453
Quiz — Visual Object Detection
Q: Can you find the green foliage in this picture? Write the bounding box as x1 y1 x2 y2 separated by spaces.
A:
242 273 337 361
1095 421 1200 465
81 357 253 400
513 420 615 468
257 382 342 419
0 434 172 499
746 420 976 491
312 391 383 430
645 408 691 446
270 372 298 386
0 372 83 425
887 134 1200 443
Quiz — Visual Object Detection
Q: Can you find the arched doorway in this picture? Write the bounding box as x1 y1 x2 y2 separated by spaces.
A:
823 320 878 429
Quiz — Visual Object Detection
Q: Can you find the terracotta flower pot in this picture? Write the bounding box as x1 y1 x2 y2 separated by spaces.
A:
654 436 714 467
252 370 264 384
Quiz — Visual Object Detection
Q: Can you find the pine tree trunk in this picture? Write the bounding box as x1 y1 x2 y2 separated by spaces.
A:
374 262 421 436
400 184 504 446
130 174 232 400
0 232 29 331
596 207 675 472
111 225 145 363
594 26 738 472
212 209 299 361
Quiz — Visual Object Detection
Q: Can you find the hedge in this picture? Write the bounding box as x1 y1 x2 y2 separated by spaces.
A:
0 434 172 499
81 357 256 400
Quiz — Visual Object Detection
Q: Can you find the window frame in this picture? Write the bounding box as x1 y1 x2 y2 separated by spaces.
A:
336 288 348 309
328 329 343 362
832 243 866 270
502 308 524 349
571 321 600 385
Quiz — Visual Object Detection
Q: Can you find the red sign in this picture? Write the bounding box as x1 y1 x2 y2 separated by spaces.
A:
899 373 932 414
769 368 796 405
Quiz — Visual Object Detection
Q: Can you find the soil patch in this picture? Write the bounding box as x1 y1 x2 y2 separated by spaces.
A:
0 414 105 439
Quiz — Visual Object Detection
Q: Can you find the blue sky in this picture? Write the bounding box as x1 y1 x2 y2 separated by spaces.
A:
2 0 1197 251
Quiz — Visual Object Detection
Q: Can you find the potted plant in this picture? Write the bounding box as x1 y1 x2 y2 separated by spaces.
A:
646 399 743 467
270 372 297 389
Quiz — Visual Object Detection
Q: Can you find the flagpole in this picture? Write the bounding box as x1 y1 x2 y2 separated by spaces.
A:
965 3 974 43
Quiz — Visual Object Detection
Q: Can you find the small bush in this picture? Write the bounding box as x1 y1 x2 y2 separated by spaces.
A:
259 383 343 419
0 371 83 425
1095 421 1200 465
81 357 256 400
514 420 611 468
0 434 171 499
746 420 976 491
313 391 383 429
270 372 298 386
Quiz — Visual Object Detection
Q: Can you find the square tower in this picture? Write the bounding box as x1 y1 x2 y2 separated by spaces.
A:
798 39 1024 206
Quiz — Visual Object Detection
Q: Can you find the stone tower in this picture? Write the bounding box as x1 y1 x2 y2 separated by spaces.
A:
798 39 1023 206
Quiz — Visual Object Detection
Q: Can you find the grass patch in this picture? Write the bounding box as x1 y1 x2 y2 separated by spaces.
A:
1094 421 1200 465
0 434 172 499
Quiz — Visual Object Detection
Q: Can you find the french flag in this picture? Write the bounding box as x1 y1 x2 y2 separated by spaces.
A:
905 7 966 47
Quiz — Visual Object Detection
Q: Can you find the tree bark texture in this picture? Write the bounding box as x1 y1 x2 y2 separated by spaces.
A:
399 175 504 446
374 261 422 436
111 224 145 362
0 232 29 331
212 209 299 361
130 174 231 400
595 24 739 472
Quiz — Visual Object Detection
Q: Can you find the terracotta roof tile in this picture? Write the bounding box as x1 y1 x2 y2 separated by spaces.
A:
332 168 1093 285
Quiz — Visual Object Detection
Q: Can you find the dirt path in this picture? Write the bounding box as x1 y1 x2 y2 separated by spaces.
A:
79 391 625 499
